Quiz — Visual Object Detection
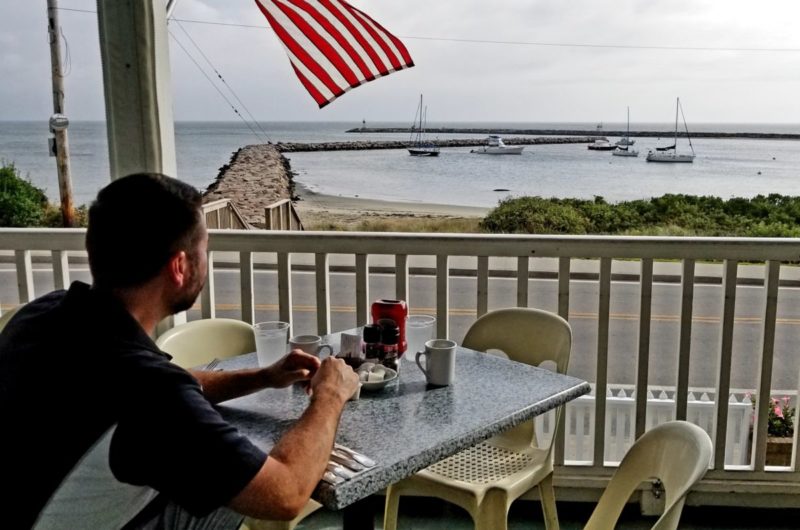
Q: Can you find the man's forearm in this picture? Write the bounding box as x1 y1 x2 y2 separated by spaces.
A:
268 391 345 497
190 368 269 403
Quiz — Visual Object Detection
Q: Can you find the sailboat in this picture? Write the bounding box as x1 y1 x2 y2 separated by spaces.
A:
615 107 636 146
613 107 639 157
646 98 695 163
407 95 439 157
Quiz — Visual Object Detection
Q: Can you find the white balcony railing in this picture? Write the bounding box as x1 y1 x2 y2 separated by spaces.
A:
3 229 800 507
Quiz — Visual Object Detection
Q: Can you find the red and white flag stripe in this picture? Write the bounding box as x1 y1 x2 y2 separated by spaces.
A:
255 0 414 108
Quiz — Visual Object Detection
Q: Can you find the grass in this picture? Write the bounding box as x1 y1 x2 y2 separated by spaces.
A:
306 216 483 233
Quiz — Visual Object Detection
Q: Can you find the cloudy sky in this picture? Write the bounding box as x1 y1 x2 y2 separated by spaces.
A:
2 0 799 124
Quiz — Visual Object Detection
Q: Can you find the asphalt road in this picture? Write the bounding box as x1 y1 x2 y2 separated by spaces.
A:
3 265 799 393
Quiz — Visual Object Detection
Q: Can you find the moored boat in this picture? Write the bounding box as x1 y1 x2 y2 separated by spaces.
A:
588 139 617 151
471 135 524 155
647 97 695 163
408 94 440 157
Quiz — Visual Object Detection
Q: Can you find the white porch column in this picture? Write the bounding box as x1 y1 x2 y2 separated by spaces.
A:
96 0 177 181
96 1 183 332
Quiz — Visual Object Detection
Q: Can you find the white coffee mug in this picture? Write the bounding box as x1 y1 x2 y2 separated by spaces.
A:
415 339 457 386
289 334 334 357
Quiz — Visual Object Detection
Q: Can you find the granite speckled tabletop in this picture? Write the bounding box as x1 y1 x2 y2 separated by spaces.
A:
215 333 590 510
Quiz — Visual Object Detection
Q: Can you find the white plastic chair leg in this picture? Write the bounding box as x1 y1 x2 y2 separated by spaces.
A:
383 484 401 530
538 473 560 530
473 490 509 530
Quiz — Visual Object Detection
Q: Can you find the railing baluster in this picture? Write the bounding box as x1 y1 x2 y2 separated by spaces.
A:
754 260 780 471
635 258 654 438
555 256 571 466
714 260 738 470
201 250 216 319
52 251 70 290
316 253 331 335
277 253 293 332
240 251 254 324
557 257 570 321
516 256 529 307
676 259 696 421
15 250 34 303
355 254 369 326
477 256 489 317
436 255 449 339
395 254 409 302
594 257 612 465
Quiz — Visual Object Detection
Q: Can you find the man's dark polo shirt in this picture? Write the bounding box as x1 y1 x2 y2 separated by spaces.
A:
0 282 266 528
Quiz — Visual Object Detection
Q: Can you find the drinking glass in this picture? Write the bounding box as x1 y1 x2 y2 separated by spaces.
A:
405 315 436 362
253 321 289 367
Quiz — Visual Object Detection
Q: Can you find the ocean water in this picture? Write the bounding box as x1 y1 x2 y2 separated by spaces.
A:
0 121 798 208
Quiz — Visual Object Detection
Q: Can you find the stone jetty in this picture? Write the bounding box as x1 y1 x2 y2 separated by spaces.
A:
203 144 295 227
346 127 800 141
275 136 596 152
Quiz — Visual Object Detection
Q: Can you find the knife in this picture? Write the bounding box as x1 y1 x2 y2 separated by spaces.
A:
330 450 367 472
334 444 377 468
327 461 356 480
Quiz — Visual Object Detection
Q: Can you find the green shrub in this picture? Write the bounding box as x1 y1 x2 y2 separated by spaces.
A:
0 163 49 227
481 193 800 237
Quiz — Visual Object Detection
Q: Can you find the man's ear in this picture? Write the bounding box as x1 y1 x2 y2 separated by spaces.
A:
166 250 188 287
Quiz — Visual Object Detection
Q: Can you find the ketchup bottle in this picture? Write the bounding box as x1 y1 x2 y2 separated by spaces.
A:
370 299 408 355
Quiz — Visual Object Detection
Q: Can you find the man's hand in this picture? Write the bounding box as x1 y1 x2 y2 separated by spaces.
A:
263 349 321 388
308 356 360 404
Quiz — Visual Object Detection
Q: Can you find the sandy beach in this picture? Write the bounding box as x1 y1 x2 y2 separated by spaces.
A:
294 183 490 230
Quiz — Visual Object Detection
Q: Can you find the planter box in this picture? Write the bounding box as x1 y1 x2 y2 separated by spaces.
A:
766 437 793 466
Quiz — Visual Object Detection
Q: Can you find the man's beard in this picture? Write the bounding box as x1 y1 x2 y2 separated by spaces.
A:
170 263 205 314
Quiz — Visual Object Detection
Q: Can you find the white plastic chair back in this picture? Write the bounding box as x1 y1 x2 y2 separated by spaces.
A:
0 305 22 333
463 307 571 448
584 421 713 530
155 318 256 368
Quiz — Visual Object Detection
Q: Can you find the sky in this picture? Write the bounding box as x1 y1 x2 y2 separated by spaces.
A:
1 0 800 124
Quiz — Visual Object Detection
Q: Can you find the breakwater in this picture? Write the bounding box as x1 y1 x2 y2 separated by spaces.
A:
346 127 800 141
204 144 295 228
275 136 596 152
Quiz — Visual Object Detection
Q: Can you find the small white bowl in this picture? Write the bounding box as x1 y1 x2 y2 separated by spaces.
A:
360 367 398 392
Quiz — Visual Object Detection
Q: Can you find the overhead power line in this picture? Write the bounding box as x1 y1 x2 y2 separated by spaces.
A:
57 7 800 53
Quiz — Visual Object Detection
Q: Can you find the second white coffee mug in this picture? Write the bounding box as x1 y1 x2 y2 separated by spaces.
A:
415 339 457 386
289 335 334 357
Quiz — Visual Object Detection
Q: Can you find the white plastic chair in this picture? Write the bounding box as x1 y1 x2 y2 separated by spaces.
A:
0 304 22 333
156 318 321 530
155 318 257 368
384 307 572 530
584 421 712 530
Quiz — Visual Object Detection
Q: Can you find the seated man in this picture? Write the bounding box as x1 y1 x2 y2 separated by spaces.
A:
0 173 359 529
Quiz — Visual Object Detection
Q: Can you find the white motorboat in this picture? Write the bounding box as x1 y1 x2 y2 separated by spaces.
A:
587 139 616 151
407 94 439 157
471 135 524 155
647 98 695 163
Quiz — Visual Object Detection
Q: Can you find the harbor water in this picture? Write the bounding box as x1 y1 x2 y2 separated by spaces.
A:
1 121 798 208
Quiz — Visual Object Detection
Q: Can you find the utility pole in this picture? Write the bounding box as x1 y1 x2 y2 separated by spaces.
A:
47 0 75 227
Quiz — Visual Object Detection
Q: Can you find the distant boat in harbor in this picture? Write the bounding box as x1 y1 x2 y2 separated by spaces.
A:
588 139 617 151
471 135 524 155
613 107 639 157
407 94 439 157
616 107 636 147
647 98 695 163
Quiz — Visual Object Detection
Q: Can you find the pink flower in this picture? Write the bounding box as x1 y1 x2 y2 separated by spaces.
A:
774 405 784 419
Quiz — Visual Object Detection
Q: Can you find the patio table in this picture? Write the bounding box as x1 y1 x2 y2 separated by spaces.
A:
216 331 590 529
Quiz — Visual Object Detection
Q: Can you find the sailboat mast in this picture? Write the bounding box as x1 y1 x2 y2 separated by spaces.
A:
626 106 630 137
674 97 679 150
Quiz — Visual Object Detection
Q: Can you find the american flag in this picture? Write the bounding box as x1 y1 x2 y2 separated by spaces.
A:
254 0 414 108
